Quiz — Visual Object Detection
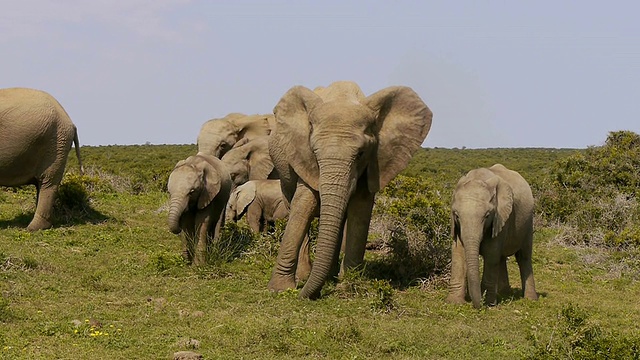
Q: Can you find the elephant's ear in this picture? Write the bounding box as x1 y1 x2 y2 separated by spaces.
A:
248 138 275 180
236 181 257 215
174 159 188 169
272 86 323 190
198 163 222 210
365 86 433 192
231 137 250 149
234 114 272 141
488 176 514 238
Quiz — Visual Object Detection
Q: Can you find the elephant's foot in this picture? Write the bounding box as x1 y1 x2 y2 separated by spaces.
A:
445 294 467 305
267 273 296 292
193 251 207 267
27 214 52 232
524 289 539 301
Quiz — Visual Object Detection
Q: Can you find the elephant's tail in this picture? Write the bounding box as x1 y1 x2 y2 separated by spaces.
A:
73 127 85 175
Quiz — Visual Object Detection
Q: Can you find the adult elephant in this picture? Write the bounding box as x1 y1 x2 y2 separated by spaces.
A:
197 113 275 158
0 87 84 231
220 136 277 188
267 81 433 299
446 164 538 308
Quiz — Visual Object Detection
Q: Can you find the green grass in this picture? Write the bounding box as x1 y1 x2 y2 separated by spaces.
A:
1 144 639 359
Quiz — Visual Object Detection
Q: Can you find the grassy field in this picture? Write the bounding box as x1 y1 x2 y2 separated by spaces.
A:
1 144 639 359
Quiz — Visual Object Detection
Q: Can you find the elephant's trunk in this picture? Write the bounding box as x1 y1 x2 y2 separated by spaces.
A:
168 196 188 234
299 159 352 299
463 230 483 309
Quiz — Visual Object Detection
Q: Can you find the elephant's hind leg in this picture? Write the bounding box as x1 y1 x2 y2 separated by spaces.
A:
27 184 57 231
515 248 538 301
497 256 511 296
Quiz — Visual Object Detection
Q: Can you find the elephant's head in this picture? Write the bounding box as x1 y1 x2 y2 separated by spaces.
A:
197 113 274 158
450 169 514 308
226 181 257 222
220 136 275 188
167 154 224 234
270 81 432 298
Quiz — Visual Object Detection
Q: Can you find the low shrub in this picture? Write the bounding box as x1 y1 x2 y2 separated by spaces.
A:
367 175 451 286
537 131 640 248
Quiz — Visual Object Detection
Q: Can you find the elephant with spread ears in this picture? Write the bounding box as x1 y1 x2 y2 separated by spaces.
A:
267 81 433 299
446 164 538 308
167 153 232 266
197 113 275 158
220 135 277 188
0 87 84 231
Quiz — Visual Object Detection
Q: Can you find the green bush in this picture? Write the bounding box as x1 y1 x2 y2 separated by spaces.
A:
368 175 451 286
538 131 640 248
56 174 92 210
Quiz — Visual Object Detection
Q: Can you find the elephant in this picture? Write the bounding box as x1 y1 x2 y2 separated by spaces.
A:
226 179 288 233
446 164 538 309
167 153 232 266
267 81 433 299
220 135 277 188
226 179 312 281
197 113 275 158
0 87 84 231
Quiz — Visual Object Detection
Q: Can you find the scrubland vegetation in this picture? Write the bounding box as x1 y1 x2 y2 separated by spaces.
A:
1 132 639 359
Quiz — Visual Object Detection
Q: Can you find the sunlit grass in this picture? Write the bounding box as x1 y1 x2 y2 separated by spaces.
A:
0 145 638 359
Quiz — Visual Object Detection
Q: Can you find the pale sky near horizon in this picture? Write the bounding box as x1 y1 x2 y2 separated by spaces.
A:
2 1 639 149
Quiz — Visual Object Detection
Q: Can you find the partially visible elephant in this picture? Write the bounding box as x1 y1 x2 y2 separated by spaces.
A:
267 81 433 299
167 153 232 266
220 135 277 188
226 179 288 233
0 87 84 231
226 179 312 281
197 113 275 158
446 164 538 309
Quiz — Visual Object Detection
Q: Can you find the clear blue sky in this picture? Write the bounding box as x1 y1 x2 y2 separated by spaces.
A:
2 1 638 148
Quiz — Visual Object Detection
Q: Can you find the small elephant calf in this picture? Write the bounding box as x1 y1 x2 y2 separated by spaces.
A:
226 179 288 233
446 164 538 308
226 179 312 281
167 153 232 266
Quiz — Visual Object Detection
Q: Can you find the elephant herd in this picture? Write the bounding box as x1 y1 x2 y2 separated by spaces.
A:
0 82 538 308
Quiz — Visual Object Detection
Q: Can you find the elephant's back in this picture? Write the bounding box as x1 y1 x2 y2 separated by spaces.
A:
0 88 73 185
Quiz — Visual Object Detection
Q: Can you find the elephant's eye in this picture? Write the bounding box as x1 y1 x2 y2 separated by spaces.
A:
356 150 364 159
189 189 195 194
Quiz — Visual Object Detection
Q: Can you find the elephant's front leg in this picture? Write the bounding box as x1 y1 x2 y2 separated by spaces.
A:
28 183 57 231
481 255 500 307
179 213 196 263
446 239 467 304
341 186 375 274
268 182 318 292
193 213 213 266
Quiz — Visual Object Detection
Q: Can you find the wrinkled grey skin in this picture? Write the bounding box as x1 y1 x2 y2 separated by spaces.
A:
267 81 432 299
220 136 277 188
197 113 275 158
0 87 84 231
446 164 538 309
226 179 311 282
167 154 232 266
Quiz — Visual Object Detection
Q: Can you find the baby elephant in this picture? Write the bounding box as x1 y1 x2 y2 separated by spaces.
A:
446 164 538 308
167 153 232 266
226 179 312 282
226 179 288 233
